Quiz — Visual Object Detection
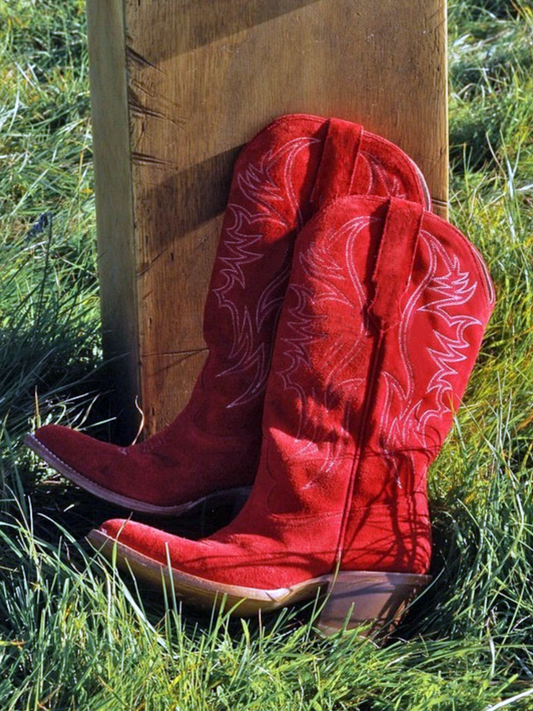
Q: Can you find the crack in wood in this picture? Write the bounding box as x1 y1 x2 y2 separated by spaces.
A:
126 45 164 74
131 151 177 168
136 248 169 276
141 348 208 358
129 88 188 129
193 228 218 252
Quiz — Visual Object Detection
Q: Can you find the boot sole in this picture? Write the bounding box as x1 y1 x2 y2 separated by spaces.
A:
25 433 250 516
88 528 431 635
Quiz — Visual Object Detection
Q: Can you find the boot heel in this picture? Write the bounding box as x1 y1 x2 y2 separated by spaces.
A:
317 571 431 636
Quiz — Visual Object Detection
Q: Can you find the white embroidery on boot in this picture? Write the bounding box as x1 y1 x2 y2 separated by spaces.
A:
359 150 408 199
379 230 482 486
212 137 320 409
276 217 369 481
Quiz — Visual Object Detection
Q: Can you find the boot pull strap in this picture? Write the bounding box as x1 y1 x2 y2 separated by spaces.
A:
368 197 424 331
310 118 363 208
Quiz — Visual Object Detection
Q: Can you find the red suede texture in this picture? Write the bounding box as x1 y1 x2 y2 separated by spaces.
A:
95 197 495 589
31 115 429 509
310 120 363 207
368 197 423 330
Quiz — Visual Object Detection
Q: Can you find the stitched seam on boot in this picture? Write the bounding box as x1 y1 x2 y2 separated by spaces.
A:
235 114 326 168
268 511 344 525
30 438 147 502
423 219 495 305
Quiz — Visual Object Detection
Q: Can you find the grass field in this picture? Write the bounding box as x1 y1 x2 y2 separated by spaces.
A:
1 1 533 709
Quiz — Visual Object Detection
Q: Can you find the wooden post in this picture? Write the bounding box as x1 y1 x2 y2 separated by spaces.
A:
87 0 448 439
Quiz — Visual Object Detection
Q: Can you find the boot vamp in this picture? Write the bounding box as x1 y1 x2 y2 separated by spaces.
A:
97 512 341 590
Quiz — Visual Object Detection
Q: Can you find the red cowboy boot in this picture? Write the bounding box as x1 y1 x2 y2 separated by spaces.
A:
88 195 495 632
88 195 495 631
26 115 430 516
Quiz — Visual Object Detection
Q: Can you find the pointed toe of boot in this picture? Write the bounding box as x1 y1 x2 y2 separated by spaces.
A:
88 520 257 612
27 424 108 482
91 518 172 565
26 424 253 516
27 426 194 515
26 424 142 506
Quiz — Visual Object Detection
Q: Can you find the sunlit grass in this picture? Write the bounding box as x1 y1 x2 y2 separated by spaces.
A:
0 1 532 709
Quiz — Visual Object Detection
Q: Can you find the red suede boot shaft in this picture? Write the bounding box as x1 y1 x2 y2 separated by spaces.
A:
186 117 324 437
96 196 494 589
341 209 495 573
31 115 429 510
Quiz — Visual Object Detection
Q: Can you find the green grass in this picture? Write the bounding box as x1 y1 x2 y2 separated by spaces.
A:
1 0 533 709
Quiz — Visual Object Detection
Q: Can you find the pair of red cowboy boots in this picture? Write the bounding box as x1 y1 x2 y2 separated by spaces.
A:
26 114 495 634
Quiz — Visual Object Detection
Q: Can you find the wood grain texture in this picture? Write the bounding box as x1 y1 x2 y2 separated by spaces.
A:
89 0 448 437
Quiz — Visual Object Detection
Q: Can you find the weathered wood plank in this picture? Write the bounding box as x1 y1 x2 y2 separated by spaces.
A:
88 0 448 437
86 0 139 439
